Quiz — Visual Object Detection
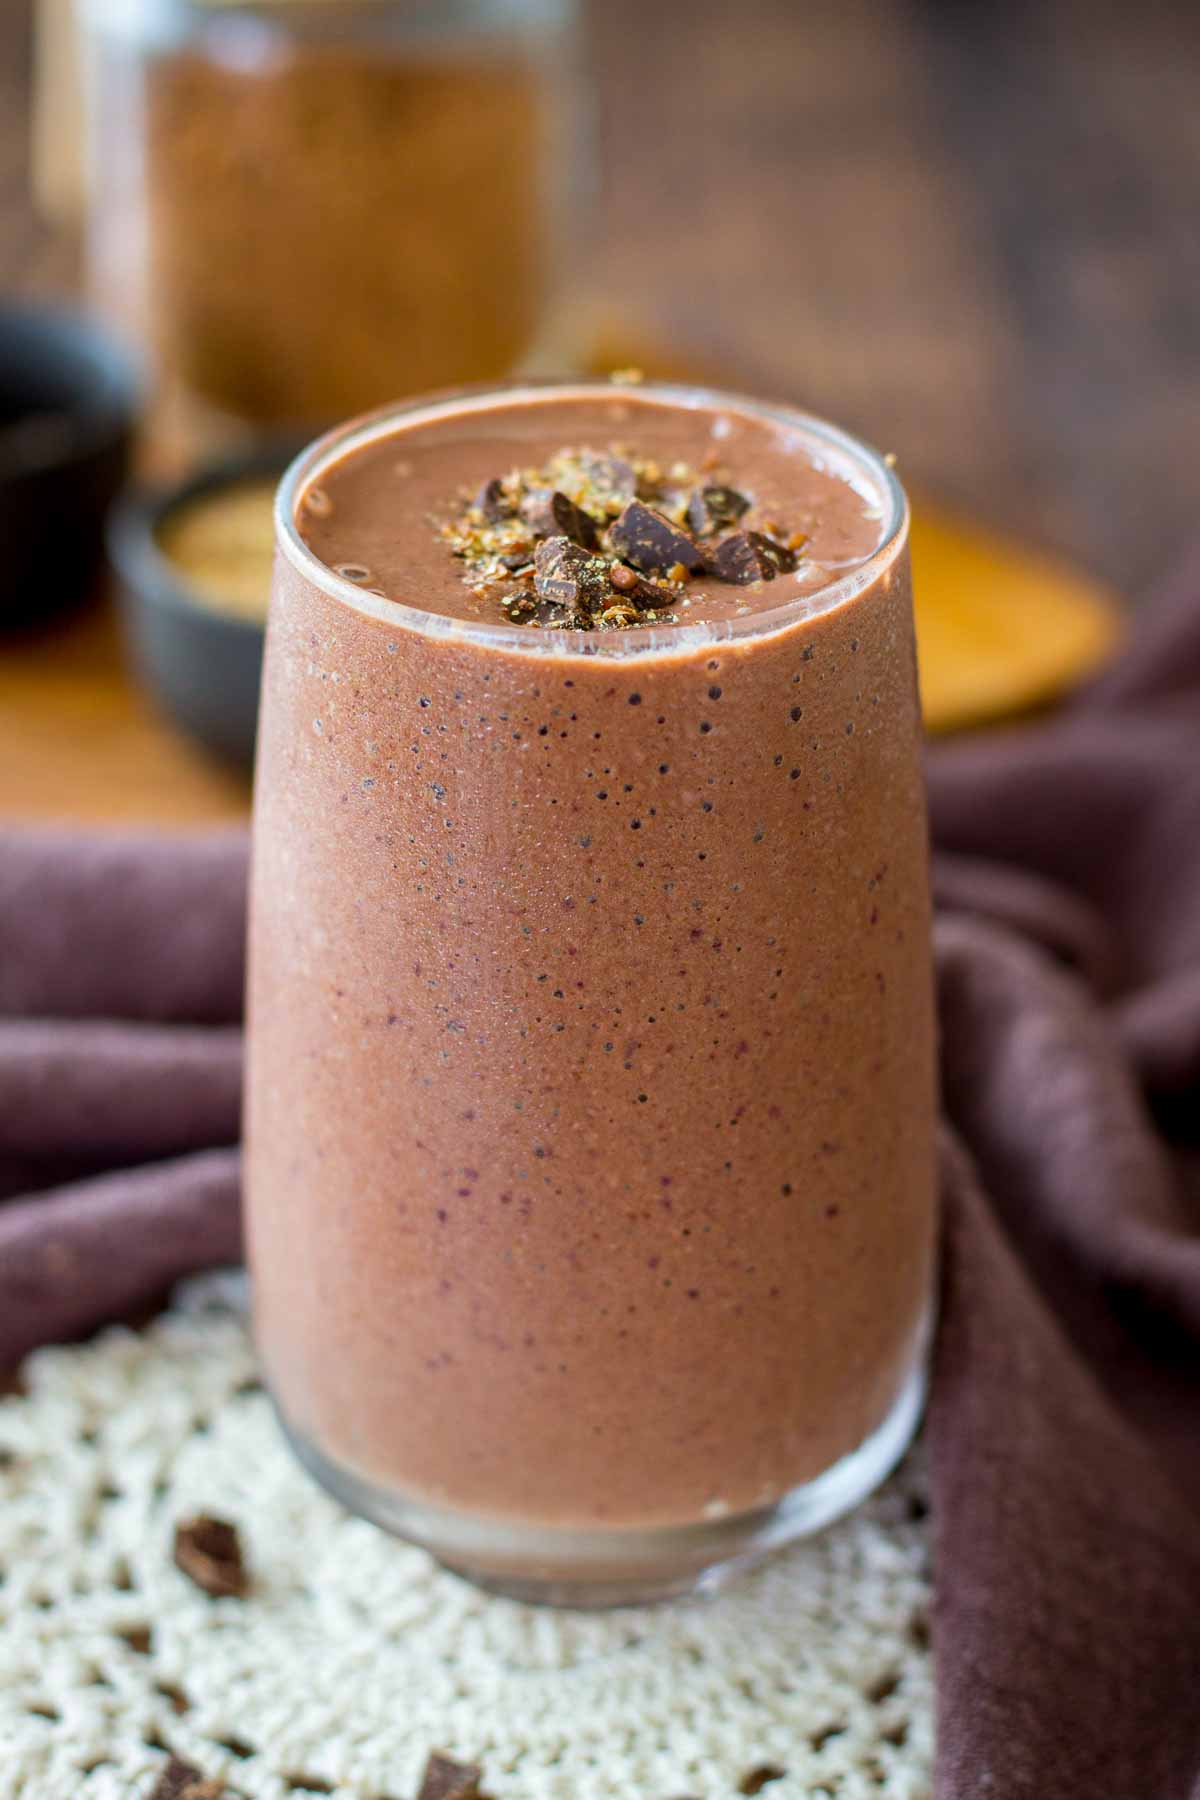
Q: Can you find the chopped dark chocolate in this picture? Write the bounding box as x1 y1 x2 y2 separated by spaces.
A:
156 1680 191 1716
441 441 799 628
737 1767 787 1795
503 589 563 627
519 487 600 549
534 537 611 612
473 477 513 524
416 1752 485 1800
149 1756 228 1800
172 1515 249 1599
686 483 750 536
608 562 678 611
579 450 637 507
707 529 797 585
609 500 706 575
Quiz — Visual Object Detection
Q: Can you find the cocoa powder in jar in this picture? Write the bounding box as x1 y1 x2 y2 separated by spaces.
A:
142 29 549 429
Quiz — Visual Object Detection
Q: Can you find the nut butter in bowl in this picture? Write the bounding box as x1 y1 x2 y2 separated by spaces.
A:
109 448 288 765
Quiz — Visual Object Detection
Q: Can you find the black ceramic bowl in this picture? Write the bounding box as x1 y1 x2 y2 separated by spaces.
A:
0 303 140 628
109 445 299 769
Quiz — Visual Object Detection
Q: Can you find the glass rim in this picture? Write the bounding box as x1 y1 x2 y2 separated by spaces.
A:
274 378 910 662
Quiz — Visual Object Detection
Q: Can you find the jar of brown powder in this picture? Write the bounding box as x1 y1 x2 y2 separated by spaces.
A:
82 0 583 445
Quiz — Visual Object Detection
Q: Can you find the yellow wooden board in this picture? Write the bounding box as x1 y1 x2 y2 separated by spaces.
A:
910 504 1121 733
0 602 253 824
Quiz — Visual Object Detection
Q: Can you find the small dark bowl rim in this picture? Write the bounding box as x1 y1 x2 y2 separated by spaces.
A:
107 443 303 638
0 300 143 481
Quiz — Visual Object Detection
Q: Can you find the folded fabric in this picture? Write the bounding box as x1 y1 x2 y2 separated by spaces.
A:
0 827 246 1024
0 1018 241 1200
0 1148 241 1365
1 556 1198 1798
922 560 1200 1797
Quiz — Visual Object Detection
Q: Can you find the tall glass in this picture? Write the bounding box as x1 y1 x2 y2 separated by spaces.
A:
245 381 937 1606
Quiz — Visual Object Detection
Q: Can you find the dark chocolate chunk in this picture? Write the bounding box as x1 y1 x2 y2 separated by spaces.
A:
503 589 546 623
156 1680 191 1716
534 537 611 612
707 530 797 585
520 488 600 549
579 451 637 506
498 551 534 572
172 1515 248 1599
149 1757 228 1800
737 1768 787 1796
608 501 706 574
416 1752 485 1800
609 562 678 610
686 483 750 536
473 478 513 524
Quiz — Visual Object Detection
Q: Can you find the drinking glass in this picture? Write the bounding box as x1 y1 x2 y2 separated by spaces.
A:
245 380 937 1606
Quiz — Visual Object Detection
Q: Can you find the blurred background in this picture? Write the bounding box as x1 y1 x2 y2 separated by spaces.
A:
1 0 1197 817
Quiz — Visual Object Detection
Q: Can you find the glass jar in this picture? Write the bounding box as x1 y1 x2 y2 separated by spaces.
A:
81 0 583 448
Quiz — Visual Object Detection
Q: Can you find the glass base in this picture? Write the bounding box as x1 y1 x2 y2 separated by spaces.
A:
276 1350 927 1609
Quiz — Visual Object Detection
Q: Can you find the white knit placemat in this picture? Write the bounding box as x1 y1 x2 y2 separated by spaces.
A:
0 1276 933 1800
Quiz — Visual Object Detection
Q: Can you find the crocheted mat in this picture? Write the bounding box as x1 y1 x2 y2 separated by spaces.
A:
1 1276 933 1800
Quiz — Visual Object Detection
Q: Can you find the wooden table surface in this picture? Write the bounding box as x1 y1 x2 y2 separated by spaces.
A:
586 0 1200 599
2 0 1197 821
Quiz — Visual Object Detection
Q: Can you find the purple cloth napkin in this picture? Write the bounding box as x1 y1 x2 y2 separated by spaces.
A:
2 563 1199 1796
925 554 1200 1798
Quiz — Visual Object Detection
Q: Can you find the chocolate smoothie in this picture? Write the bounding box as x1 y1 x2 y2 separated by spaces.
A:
246 381 936 1600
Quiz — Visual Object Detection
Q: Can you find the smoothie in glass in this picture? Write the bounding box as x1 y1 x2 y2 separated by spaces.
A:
245 380 937 1604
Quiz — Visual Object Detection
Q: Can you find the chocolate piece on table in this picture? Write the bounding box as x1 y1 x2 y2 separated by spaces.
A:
473 477 513 524
172 1514 249 1599
519 487 600 549
686 483 751 536
417 1752 485 1800
608 500 706 574
149 1757 228 1800
738 1767 787 1797
533 537 610 612
707 529 797 585
498 551 533 572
